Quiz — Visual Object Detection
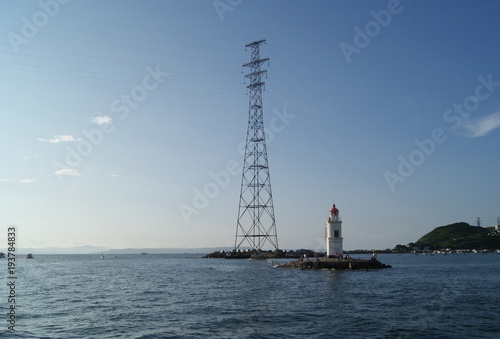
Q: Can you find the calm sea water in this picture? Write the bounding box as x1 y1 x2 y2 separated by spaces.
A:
1 253 499 338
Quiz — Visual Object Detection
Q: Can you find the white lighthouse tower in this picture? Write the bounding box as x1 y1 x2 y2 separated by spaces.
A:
326 204 343 258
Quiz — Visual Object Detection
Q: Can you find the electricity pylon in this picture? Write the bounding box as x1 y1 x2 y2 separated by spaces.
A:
234 40 279 251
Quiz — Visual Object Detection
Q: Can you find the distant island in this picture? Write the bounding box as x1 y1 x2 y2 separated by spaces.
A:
393 222 500 252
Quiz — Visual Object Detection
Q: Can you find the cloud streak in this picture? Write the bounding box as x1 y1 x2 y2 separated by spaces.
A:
464 111 500 138
54 169 81 177
37 135 81 143
0 178 34 183
90 115 112 125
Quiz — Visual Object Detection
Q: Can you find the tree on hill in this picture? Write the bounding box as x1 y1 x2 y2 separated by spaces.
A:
393 244 410 252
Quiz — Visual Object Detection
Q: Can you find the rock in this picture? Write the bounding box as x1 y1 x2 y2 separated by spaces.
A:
276 258 391 270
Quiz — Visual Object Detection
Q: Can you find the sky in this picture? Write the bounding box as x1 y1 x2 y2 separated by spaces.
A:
1 0 500 252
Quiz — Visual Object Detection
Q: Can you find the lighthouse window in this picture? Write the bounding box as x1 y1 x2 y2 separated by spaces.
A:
334 230 339 238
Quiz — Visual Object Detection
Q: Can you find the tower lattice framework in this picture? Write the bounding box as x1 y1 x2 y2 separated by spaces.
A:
235 39 279 251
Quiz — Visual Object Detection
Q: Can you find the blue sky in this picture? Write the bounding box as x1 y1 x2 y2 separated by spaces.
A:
1 0 499 251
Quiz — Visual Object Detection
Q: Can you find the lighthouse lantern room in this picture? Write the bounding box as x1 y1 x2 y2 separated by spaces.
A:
326 204 343 258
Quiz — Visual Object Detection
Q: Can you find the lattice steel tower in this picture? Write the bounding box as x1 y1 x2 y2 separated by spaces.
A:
235 39 279 251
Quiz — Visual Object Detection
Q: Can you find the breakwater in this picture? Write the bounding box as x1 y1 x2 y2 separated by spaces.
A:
277 258 392 270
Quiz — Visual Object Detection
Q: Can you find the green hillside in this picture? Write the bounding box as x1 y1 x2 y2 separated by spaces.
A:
415 222 500 250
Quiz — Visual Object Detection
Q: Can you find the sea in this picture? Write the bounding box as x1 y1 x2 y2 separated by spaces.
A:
1 253 499 338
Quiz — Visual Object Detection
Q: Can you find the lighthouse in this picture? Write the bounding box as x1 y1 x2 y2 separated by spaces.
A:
326 204 343 258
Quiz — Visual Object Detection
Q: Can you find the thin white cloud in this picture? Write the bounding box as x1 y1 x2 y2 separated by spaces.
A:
54 169 81 177
0 178 34 183
90 115 112 125
464 111 500 138
21 155 39 162
19 179 35 184
37 135 81 143
108 172 119 178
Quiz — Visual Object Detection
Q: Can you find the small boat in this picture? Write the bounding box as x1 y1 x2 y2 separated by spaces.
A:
140 252 148 255
26 253 34 259
0 252 5 258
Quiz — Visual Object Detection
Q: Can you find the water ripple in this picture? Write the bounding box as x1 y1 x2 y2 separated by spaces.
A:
5 253 499 338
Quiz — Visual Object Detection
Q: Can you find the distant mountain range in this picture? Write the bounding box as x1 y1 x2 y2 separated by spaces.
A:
14 222 498 255
7 223 499 254
1 245 109 255
1 246 234 255
106 247 235 254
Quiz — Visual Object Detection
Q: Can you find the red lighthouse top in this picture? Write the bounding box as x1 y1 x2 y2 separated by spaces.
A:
330 204 339 216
